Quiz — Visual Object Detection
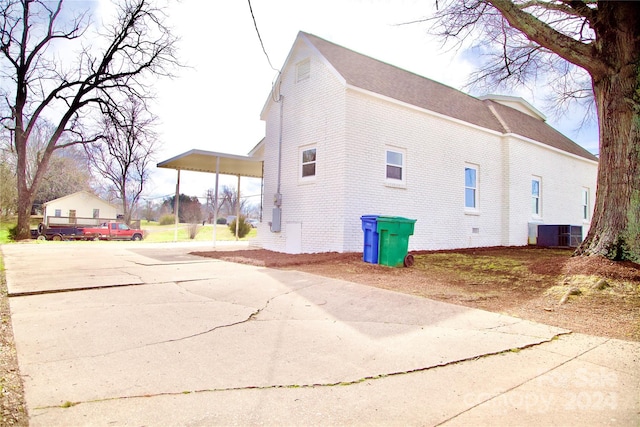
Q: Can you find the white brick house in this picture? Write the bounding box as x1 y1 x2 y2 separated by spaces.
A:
253 32 598 254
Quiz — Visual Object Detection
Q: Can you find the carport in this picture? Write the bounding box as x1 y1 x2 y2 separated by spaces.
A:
157 147 263 244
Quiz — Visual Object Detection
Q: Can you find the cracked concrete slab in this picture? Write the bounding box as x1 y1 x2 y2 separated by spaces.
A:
442 335 640 426
2 242 638 426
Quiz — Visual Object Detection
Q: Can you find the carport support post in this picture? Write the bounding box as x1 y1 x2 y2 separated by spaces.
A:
235 174 240 241
212 157 220 247
174 169 180 242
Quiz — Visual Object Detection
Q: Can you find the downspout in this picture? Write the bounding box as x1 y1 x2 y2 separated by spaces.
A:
260 161 264 221
276 96 284 197
270 95 283 233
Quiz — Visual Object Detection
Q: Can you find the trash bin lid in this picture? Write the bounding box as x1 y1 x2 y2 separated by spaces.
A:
377 216 417 223
360 214 380 220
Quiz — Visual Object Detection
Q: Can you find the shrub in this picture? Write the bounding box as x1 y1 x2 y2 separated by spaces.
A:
216 217 227 225
228 216 252 239
187 223 200 239
8 225 18 241
158 214 176 225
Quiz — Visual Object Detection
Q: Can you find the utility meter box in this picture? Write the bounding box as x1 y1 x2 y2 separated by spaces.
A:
271 207 282 232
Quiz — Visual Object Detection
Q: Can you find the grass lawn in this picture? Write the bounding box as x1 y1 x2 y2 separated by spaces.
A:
141 221 257 243
0 219 257 244
0 219 14 244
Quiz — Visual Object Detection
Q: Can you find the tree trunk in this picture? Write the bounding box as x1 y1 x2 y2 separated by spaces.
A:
15 189 33 240
577 72 640 261
576 3 640 261
14 125 33 240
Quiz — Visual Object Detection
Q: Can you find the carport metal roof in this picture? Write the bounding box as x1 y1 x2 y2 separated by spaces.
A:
157 149 263 178
156 149 264 244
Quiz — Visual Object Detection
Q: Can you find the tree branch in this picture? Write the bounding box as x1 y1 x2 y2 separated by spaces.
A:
487 0 608 75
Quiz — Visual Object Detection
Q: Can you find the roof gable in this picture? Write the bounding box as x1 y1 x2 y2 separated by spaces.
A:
42 191 115 207
479 94 546 121
298 31 597 162
300 32 504 134
486 101 597 160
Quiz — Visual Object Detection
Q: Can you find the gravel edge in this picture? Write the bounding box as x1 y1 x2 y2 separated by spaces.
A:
0 254 28 426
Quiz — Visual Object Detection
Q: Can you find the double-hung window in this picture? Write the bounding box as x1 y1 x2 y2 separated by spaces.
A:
582 188 589 221
532 177 541 217
464 165 478 210
300 146 316 180
385 148 405 185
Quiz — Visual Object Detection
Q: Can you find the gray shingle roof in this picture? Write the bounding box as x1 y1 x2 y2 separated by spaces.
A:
301 32 597 162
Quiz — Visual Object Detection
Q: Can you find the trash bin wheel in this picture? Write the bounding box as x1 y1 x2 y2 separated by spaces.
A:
403 254 415 267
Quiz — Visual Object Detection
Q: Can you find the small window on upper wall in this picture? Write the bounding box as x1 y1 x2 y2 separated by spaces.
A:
532 177 541 217
465 165 478 210
582 188 590 221
54 209 61 217
385 148 405 185
300 146 316 179
296 59 310 82
93 209 100 219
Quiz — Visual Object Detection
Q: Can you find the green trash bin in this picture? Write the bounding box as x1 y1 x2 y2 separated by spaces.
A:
376 216 417 267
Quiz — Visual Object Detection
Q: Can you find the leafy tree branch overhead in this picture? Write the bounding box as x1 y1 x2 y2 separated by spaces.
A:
0 0 180 240
427 0 640 261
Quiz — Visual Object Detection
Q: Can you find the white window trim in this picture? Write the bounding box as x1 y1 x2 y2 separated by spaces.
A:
385 147 406 187
531 176 542 219
464 163 479 213
296 58 310 83
299 145 316 183
582 187 590 222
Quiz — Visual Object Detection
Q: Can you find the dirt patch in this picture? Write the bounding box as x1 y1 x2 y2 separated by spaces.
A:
194 246 640 342
0 261 28 426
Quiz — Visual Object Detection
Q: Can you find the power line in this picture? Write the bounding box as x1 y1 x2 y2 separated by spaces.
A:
247 0 279 72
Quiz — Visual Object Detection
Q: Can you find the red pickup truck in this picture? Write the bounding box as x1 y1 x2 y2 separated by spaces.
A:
82 222 145 241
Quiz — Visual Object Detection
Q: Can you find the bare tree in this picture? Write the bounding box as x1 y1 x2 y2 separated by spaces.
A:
34 147 93 207
204 188 221 223
427 0 640 261
8 120 93 207
219 185 250 218
0 0 178 239
85 96 157 225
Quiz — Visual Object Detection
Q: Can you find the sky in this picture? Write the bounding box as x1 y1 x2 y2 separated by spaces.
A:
128 0 599 204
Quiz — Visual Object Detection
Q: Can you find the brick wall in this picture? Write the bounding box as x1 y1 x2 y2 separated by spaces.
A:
257 39 347 253
257 37 598 254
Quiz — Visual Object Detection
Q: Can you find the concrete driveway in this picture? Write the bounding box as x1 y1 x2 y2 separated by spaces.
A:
2 241 638 426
